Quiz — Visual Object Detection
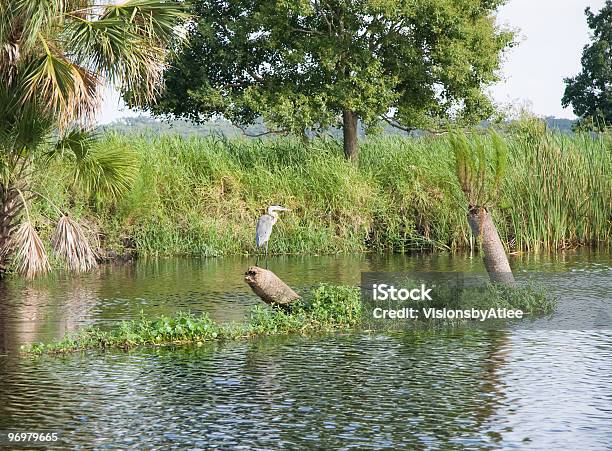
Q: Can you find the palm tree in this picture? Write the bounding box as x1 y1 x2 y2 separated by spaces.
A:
0 0 187 277
450 132 515 287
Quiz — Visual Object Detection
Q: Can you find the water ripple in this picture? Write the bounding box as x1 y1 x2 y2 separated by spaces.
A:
0 330 609 449
0 251 610 449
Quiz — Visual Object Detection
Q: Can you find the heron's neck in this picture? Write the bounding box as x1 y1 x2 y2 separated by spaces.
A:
269 212 279 223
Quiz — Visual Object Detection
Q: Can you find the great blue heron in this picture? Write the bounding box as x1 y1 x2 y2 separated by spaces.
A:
255 205 290 267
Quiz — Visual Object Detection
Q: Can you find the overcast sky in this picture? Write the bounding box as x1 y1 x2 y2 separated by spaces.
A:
98 0 607 124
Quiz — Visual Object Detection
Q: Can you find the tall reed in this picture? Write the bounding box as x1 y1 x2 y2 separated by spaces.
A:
31 127 611 258
503 130 610 251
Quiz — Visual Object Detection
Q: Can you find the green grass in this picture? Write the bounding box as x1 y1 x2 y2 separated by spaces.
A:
31 125 611 259
24 283 555 355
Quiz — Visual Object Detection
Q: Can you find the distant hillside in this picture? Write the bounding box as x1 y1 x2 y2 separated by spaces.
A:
99 116 257 138
100 115 577 137
543 117 575 133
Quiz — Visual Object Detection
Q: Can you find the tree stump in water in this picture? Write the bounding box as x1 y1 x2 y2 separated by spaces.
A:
244 266 300 308
467 207 516 287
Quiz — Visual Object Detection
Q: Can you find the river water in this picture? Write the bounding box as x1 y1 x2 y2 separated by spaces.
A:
0 251 610 449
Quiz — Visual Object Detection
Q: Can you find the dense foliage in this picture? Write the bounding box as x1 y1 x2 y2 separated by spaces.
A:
0 0 186 276
26 125 610 268
562 1 612 131
148 0 514 158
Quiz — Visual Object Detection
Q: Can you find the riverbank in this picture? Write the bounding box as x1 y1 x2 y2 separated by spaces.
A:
31 125 610 265
24 282 554 355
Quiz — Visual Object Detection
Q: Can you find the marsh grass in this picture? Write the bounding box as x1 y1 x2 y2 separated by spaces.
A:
25 283 555 355
31 128 610 259
503 131 610 251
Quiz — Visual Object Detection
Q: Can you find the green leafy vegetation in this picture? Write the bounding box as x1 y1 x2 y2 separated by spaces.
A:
24 284 362 354
562 1 611 131
407 282 555 316
0 1 186 276
366 280 556 331
24 282 555 355
27 125 610 264
148 0 514 159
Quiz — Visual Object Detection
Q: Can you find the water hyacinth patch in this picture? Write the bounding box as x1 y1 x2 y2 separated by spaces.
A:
24 284 361 354
23 283 555 355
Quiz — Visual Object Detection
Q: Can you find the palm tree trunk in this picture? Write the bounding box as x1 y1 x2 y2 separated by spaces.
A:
342 109 358 161
0 186 21 275
467 207 515 286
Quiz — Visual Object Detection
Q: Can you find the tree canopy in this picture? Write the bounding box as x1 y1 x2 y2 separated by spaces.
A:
148 0 514 159
562 1 611 131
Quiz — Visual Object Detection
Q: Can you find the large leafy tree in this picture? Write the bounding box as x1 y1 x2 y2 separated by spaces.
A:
149 0 513 159
562 1 611 131
0 0 186 277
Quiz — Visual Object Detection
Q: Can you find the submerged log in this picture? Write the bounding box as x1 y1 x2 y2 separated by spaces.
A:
244 266 300 308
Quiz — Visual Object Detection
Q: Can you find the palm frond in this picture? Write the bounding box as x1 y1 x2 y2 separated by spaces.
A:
103 0 189 43
490 130 508 193
52 215 97 272
59 130 139 200
80 146 139 200
53 127 98 159
0 82 55 153
12 0 66 54
450 132 476 204
21 45 100 126
475 140 486 206
450 131 510 208
8 221 51 278
65 0 189 106
5 0 185 129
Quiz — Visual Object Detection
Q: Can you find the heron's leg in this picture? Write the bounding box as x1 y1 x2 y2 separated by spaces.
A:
255 249 259 266
265 241 269 269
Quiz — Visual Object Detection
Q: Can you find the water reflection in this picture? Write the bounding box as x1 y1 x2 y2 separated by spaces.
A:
0 330 610 449
0 249 608 352
0 250 610 449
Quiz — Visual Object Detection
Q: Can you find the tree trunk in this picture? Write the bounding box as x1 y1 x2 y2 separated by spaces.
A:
0 186 20 275
300 129 310 146
244 266 300 308
467 207 515 287
342 109 358 161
